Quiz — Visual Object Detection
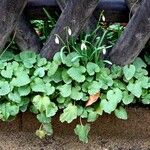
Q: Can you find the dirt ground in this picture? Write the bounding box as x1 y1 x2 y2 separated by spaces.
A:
0 131 149 150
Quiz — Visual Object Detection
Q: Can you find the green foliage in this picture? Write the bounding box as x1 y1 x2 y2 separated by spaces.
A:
0 50 149 143
0 20 149 143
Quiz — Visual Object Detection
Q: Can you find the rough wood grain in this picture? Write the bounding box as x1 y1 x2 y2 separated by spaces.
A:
40 0 99 59
56 0 97 33
125 0 142 14
0 0 27 52
15 15 42 52
107 0 150 66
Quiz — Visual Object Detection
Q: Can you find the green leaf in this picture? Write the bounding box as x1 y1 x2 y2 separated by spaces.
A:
32 95 50 112
127 82 142 98
45 102 58 117
34 67 45 77
45 83 55 96
87 111 98 122
8 92 21 103
37 57 47 67
47 61 59 76
122 91 134 105
0 51 14 62
100 99 117 114
107 88 122 103
70 87 83 100
133 57 146 70
114 107 128 120
74 124 90 143
37 113 51 123
60 103 77 123
64 52 80 67
20 51 36 68
144 54 150 65
18 85 31 96
42 123 53 136
62 69 72 84
58 84 71 97
111 65 122 78
0 81 11 96
67 66 86 83
88 81 102 95
53 52 62 65
1 63 13 78
86 62 100 76
11 72 30 87
142 94 150 104
31 78 45 93
123 65 135 80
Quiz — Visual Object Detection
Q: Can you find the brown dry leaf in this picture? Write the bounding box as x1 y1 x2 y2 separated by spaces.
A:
86 92 100 107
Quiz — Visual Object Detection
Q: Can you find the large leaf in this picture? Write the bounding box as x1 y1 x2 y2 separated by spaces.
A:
127 82 142 98
60 103 77 123
11 72 30 87
0 81 11 96
58 84 71 97
107 88 123 103
100 99 117 114
70 86 83 100
74 124 90 143
88 81 102 95
86 62 100 76
67 66 86 83
123 65 135 80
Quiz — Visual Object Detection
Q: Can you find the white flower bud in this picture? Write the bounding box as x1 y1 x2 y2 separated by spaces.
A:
68 27 72 36
102 48 107 55
102 15 106 22
81 43 87 51
55 36 60 44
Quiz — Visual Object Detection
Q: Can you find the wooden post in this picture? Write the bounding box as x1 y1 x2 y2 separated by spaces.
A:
107 0 150 66
0 0 27 52
40 0 99 59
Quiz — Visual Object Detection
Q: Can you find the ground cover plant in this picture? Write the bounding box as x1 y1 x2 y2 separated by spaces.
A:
0 9 150 143
0 23 150 142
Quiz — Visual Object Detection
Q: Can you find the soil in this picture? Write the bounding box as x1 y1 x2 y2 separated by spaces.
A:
0 131 149 150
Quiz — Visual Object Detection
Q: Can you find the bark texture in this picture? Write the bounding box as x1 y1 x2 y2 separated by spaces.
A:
0 0 27 52
15 15 42 52
41 0 99 59
56 0 97 33
125 0 142 14
107 0 150 66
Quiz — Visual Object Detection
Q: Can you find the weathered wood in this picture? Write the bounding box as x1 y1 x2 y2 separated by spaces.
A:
40 0 99 59
26 0 129 23
107 0 150 66
15 15 42 52
56 0 97 33
0 0 27 52
125 0 142 14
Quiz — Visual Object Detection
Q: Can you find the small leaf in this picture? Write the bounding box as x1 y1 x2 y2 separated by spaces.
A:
60 103 77 123
36 129 46 139
74 124 90 143
123 65 135 80
58 84 71 97
114 107 128 120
